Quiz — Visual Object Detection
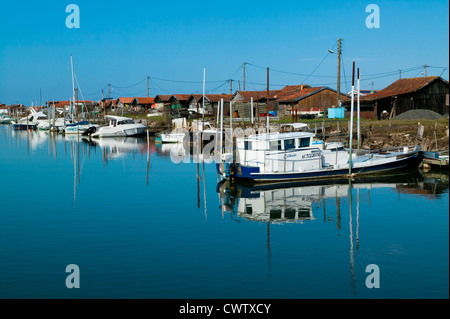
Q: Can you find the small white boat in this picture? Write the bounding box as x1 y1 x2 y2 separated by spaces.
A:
0 115 12 124
64 121 98 135
89 116 146 138
159 118 188 143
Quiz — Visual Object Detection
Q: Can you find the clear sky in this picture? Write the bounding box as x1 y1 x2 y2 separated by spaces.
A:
0 0 448 105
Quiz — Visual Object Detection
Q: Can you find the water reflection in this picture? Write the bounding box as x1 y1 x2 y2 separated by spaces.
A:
217 171 449 223
217 170 448 294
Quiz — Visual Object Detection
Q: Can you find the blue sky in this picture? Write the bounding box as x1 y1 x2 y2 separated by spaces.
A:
0 0 448 105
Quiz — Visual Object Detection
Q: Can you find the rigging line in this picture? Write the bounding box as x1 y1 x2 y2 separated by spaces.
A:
83 84 109 96
227 64 243 81
208 81 229 93
111 88 148 97
300 51 331 84
73 72 87 103
111 77 147 89
151 76 224 84
149 78 172 95
341 54 349 93
245 62 335 78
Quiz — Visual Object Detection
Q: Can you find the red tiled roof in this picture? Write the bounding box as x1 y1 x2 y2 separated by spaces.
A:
135 97 155 104
276 87 325 102
154 95 172 102
235 90 280 102
273 84 310 99
204 94 233 102
171 94 192 101
360 76 446 101
118 97 135 104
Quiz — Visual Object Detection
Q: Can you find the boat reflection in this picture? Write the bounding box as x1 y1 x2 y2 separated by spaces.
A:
217 170 449 224
83 136 150 161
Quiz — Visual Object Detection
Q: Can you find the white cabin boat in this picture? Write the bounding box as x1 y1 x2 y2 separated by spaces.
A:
217 130 421 183
12 108 47 130
89 116 146 138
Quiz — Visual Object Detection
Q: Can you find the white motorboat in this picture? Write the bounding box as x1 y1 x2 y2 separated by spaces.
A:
0 115 12 124
12 108 47 130
89 116 146 138
64 121 98 135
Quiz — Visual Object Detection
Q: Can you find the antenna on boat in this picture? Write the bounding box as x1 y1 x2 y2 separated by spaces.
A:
349 61 355 176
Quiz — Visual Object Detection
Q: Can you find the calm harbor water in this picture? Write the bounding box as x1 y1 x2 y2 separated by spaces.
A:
0 125 448 299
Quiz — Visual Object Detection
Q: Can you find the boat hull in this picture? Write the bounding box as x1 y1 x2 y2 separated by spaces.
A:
13 123 37 130
217 152 421 183
91 126 146 138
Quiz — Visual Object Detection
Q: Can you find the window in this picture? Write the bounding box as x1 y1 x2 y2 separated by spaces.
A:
284 139 295 150
269 140 282 151
298 137 310 148
244 141 252 150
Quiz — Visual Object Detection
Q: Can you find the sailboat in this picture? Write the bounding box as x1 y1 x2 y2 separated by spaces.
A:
63 56 97 135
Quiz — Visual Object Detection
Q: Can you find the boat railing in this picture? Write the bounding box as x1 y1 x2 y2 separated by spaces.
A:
236 146 324 173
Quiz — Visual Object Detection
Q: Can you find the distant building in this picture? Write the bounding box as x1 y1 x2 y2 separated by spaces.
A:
117 97 136 112
0 103 8 114
277 87 350 116
154 95 172 112
197 94 233 115
135 97 155 112
342 76 449 119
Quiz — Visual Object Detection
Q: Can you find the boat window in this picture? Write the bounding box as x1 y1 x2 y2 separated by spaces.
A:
244 141 252 150
298 137 310 148
284 139 295 150
269 140 282 151
270 209 282 219
118 120 134 125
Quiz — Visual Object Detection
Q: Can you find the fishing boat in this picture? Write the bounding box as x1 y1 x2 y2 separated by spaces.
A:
216 130 421 182
88 115 146 138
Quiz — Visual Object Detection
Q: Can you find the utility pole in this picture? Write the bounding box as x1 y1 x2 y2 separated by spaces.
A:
243 62 246 91
267 67 270 134
108 83 111 99
147 76 149 97
229 79 232 95
424 64 427 77
267 67 270 112
399 69 402 79
337 38 342 107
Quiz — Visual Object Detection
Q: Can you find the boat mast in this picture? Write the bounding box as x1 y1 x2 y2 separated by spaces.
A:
349 62 355 175
71 55 75 124
202 68 205 126
357 68 361 151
